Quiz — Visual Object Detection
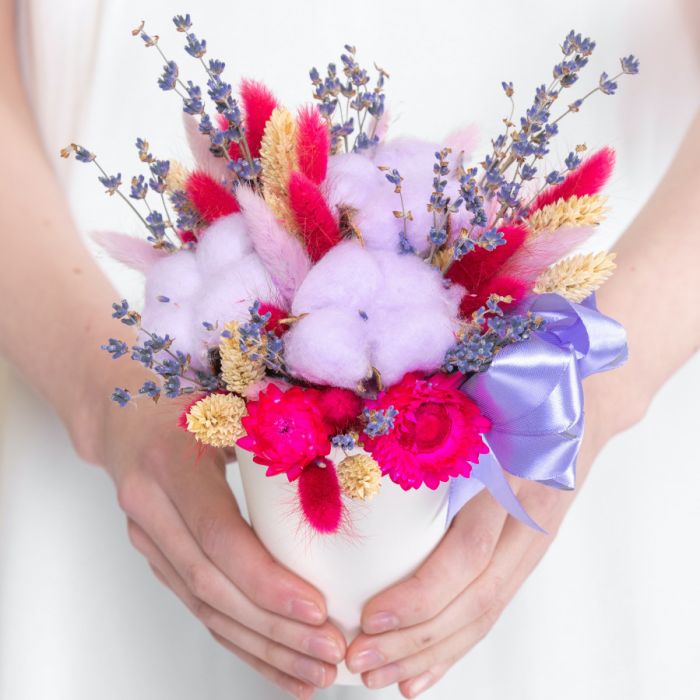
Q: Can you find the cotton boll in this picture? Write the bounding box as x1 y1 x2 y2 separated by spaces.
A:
140 302 208 369
372 250 458 311
193 254 279 340
351 189 403 251
142 251 205 366
291 241 383 315
324 152 383 213
324 152 401 252
368 304 458 386
195 213 253 276
284 308 371 389
144 249 201 303
371 138 448 254
373 138 437 177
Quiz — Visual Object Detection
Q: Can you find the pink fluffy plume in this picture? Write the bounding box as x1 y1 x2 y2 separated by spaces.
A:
236 186 312 305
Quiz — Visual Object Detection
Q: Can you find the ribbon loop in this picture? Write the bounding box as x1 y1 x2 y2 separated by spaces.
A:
447 293 627 529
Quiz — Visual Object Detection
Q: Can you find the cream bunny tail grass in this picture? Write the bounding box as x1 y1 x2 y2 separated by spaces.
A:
164 160 190 193
533 251 617 302
260 107 299 232
527 194 608 236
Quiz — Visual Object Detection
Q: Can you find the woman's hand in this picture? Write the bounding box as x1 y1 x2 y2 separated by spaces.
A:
76 363 343 699
344 482 565 696
346 383 617 698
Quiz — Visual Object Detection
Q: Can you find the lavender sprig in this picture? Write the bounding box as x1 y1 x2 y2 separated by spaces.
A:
362 406 398 438
103 299 220 406
467 30 639 233
426 148 463 263
443 295 545 374
379 167 414 255
61 144 178 251
332 433 358 451
310 45 388 154
134 17 258 187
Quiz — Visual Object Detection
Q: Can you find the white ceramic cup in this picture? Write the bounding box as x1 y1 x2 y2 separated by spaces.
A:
235 446 450 685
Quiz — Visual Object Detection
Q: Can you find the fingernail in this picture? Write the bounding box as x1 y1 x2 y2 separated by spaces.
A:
364 611 400 634
347 648 385 673
289 598 325 625
303 634 343 664
406 670 436 697
293 656 325 687
366 662 401 689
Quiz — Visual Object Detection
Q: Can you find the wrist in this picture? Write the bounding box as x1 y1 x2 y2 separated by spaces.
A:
61 317 143 466
582 371 648 457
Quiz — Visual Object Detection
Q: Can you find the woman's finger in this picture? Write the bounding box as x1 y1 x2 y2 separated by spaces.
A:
365 483 567 691
346 566 504 673
361 612 495 690
394 508 564 697
157 453 331 627
358 489 508 636
126 500 344 667
398 662 451 699
211 631 317 700
127 520 334 689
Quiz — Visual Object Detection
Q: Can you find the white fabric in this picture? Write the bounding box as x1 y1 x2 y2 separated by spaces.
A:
1 1 699 698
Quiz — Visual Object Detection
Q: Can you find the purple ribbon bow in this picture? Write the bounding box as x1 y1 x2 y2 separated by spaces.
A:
446 293 628 531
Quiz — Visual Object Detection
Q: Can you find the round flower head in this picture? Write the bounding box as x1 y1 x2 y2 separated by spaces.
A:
362 372 491 490
219 321 266 394
337 453 382 500
237 384 332 481
185 393 247 448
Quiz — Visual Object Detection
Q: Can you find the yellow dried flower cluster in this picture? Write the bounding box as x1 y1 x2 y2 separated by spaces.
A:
337 453 382 500
534 251 617 302
260 107 298 232
185 393 247 448
219 321 266 394
527 194 608 235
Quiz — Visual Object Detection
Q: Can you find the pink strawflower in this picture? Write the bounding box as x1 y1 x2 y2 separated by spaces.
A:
363 372 491 490
237 384 331 480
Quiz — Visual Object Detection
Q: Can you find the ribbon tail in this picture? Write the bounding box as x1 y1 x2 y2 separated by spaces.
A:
449 451 546 533
446 474 485 526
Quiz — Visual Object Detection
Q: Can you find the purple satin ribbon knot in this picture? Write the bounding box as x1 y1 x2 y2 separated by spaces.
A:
446 293 628 531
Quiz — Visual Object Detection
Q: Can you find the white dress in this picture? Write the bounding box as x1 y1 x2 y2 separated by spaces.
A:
1 1 699 698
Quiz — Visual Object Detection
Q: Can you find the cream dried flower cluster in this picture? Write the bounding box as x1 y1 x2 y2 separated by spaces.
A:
337 453 382 500
219 321 267 394
185 393 247 448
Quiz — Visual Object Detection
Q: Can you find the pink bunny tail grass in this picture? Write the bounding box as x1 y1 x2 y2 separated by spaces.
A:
296 105 331 184
444 124 479 168
219 79 278 161
459 275 529 317
183 113 231 183
447 223 528 293
236 186 312 305
500 225 596 285
91 230 166 273
297 458 343 534
239 79 279 158
288 171 341 262
532 147 616 212
186 170 240 224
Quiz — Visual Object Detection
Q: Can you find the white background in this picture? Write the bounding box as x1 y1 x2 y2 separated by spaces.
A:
1 1 699 698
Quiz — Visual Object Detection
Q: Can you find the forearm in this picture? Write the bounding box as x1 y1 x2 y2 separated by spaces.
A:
0 3 131 452
588 109 700 442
